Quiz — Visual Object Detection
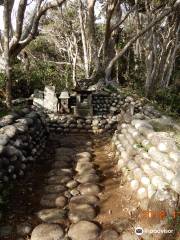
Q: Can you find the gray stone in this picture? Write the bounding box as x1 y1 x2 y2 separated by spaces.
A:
55 196 67 208
3 125 17 138
78 183 100 195
70 189 80 196
68 221 100 240
31 223 64 240
37 208 67 224
76 152 91 159
70 195 99 207
45 184 67 194
76 173 100 184
69 203 96 223
48 168 73 177
0 134 9 146
76 162 94 174
47 176 71 185
66 180 78 189
40 194 59 208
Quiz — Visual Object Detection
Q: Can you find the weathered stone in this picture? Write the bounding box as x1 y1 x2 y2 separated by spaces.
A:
70 195 99 207
66 180 78 189
45 184 67 194
76 173 100 184
69 203 96 223
70 189 80 196
76 152 91 159
68 221 100 240
55 196 67 208
76 162 94 174
37 208 67 224
78 183 101 195
3 125 17 138
47 176 71 185
48 168 73 177
40 194 58 208
0 134 9 146
31 223 64 240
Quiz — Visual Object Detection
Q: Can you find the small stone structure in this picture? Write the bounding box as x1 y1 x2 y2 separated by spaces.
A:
59 91 70 114
44 86 58 113
72 88 93 117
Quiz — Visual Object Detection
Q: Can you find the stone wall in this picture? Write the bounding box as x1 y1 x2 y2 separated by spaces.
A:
112 115 180 212
46 114 119 134
0 109 48 187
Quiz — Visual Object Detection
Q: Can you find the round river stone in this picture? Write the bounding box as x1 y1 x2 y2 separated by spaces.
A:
68 220 100 240
44 184 67 194
70 195 99 207
31 223 64 240
76 174 100 184
68 203 96 223
37 208 67 224
78 183 101 195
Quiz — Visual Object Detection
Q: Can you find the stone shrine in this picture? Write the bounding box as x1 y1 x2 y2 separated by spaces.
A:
43 86 58 113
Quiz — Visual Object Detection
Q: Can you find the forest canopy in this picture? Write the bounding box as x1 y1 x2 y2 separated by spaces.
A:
0 0 179 113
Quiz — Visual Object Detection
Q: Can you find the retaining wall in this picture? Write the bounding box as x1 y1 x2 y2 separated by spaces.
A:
0 109 48 187
112 115 180 212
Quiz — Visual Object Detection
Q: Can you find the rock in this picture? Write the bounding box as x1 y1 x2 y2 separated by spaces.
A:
0 145 4 154
66 180 78 189
68 221 100 240
47 176 71 185
77 157 92 163
16 223 32 236
76 162 94 173
101 229 119 240
45 184 67 194
78 183 101 195
37 208 67 224
55 196 67 208
69 203 96 223
70 195 99 207
76 173 100 184
3 125 17 138
55 155 72 163
70 189 80 196
53 161 71 168
40 194 58 208
48 168 73 177
0 134 9 146
31 223 64 240
76 152 91 159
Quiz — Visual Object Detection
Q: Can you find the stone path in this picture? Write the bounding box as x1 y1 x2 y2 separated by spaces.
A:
29 134 107 240
2 133 177 240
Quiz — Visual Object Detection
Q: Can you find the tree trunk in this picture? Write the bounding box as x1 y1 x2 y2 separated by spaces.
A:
79 0 89 78
3 0 12 109
105 4 176 83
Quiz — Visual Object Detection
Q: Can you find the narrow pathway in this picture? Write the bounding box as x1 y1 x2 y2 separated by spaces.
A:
1 133 140 240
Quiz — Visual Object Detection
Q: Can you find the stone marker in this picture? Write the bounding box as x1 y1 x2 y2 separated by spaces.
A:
44 86 58 113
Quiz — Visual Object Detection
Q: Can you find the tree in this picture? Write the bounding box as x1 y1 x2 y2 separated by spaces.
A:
0 0 66 108
105 0 180 96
